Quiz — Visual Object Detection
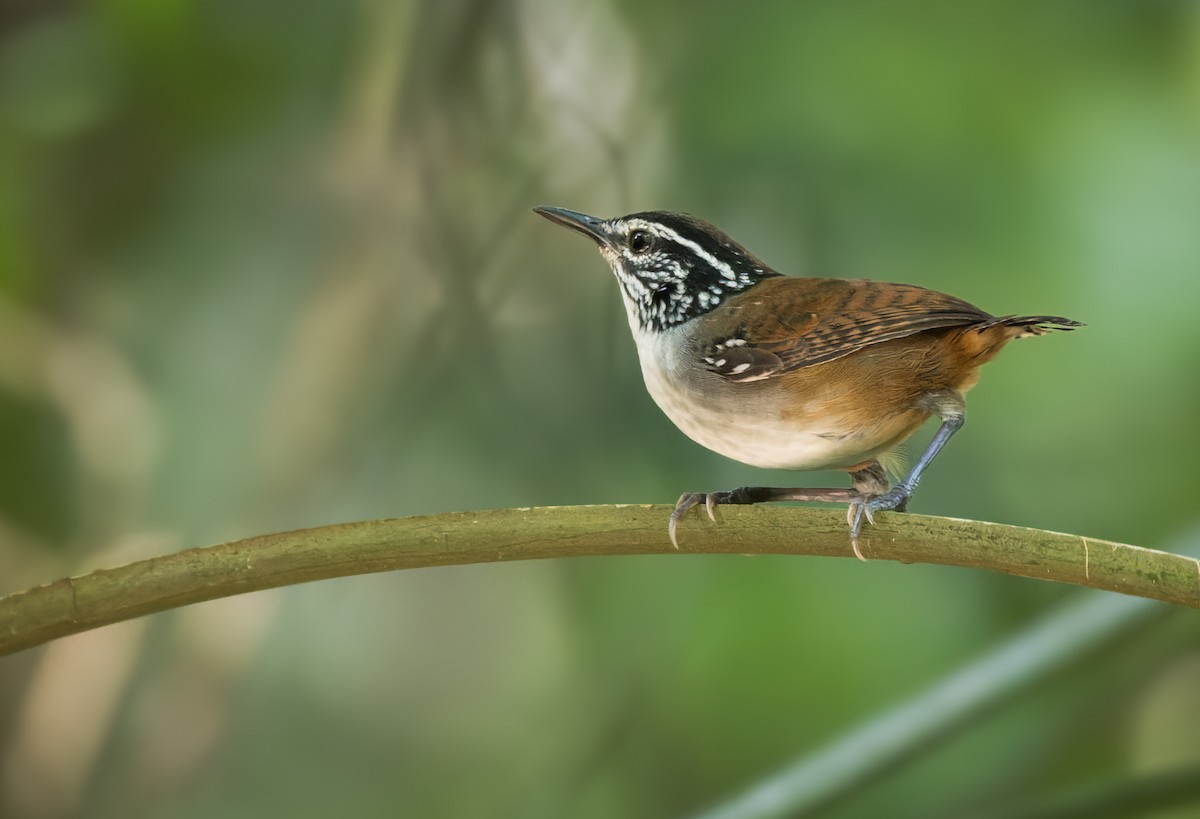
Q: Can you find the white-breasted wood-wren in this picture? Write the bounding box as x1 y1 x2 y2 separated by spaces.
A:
534 206 1081 556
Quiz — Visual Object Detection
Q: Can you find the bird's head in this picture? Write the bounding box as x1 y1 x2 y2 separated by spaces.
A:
534 207 778 332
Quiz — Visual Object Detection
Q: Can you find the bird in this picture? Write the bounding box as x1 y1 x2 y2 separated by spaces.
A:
533 206 1081 558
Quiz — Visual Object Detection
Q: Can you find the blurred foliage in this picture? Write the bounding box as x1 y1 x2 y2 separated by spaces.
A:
2 0 1200 817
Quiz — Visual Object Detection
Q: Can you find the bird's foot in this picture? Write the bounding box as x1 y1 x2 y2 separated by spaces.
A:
669 486 862 548
669 490 738 548
846 488 911 560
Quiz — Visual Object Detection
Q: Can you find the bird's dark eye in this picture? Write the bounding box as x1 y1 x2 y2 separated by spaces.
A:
629 230 653 254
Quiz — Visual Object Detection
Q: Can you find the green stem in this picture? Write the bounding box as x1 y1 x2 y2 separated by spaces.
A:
964 764 1200 819
688 525 1200 819
689 585 1169 819
1 506 1197 657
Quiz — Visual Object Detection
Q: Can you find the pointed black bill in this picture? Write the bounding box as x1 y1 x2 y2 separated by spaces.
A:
533 206 610 245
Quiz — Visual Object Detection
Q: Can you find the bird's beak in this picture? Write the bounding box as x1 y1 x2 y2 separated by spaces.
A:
533 206 610 246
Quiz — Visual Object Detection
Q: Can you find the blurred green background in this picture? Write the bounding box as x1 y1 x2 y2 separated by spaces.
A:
2 1 1200 817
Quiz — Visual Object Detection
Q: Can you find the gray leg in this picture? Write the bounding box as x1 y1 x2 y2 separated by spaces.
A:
849 391 966 540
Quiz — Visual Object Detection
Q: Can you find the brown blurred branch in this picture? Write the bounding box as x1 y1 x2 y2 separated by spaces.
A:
2 506 1197 656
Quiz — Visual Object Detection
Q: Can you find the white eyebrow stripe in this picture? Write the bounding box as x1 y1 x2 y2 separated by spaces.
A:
640 223 741 285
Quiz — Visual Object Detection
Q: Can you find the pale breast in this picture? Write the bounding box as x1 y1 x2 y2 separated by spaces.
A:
632 327 890 471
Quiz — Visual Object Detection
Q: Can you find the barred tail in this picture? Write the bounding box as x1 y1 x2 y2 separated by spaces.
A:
980 314 1084 338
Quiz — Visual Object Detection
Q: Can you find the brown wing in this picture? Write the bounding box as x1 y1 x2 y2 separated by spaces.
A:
701 277 993 381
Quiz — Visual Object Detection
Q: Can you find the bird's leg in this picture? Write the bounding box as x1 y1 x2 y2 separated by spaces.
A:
849 391 966 542
840 461 889 560
669 485 861 549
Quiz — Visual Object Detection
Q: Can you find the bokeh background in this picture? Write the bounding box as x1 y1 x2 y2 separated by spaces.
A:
2 1 1200 817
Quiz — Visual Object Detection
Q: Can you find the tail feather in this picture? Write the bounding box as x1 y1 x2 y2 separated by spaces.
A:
979 314 1084 337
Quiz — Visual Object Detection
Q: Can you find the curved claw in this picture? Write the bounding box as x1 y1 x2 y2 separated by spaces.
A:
846 488 912 560
850 535 867 562
847 499 875 537
669 491 730 548
669 493 706 549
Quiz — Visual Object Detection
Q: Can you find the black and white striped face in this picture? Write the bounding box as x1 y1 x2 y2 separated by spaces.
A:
535 207 778 332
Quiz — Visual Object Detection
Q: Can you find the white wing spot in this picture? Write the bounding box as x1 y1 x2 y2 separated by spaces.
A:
730 362 751 374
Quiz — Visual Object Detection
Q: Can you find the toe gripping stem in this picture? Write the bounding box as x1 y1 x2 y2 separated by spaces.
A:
848 400 965 545
669 486 860 549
